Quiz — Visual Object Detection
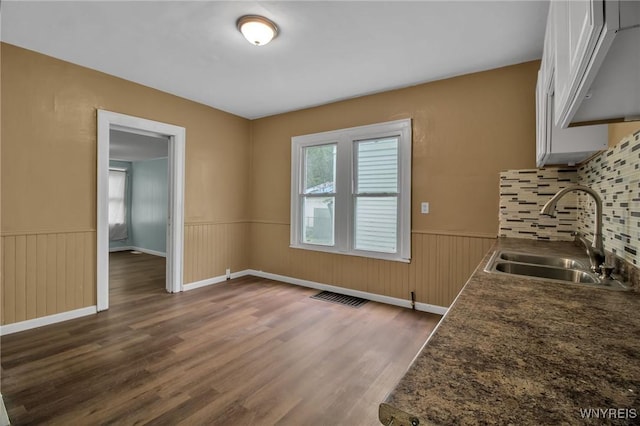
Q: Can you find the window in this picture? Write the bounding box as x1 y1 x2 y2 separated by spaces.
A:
291 119 411 262
108 168 128 241
301 143 337 246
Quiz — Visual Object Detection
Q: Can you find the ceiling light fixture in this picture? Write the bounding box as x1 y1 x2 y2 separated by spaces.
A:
237 15 278 46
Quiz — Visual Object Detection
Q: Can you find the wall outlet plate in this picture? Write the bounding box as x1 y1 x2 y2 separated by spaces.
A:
421 202 429 214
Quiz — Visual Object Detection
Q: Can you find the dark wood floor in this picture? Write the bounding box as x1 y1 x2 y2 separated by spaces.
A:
1 251 440 425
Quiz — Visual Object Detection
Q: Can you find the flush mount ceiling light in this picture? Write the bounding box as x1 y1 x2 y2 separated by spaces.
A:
237 15 278 46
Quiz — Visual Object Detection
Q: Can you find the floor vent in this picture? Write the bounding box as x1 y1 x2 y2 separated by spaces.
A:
310 291 368 308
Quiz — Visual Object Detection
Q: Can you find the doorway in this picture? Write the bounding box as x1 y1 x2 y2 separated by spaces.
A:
97 110 185 311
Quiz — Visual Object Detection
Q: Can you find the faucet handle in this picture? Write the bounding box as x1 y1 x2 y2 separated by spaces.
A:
600 264 615 280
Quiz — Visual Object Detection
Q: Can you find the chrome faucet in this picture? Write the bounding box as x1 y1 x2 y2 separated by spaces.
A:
574 233 606 275
540 185 606 274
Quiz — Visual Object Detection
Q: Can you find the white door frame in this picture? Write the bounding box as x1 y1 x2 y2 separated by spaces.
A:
97 110 186 311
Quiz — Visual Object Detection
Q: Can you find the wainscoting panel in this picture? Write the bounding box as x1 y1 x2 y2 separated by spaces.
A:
183 222 250 285
1 231 96 325
249 223 495 307
2 223 491 326
412 233 496 306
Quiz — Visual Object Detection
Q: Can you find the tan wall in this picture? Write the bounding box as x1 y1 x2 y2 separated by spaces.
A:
249 61 539 306
609 121 640 147
1 43 251 324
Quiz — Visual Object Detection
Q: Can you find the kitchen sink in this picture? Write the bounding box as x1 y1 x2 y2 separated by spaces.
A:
485 250 629 291
493 262 598 283
498 252 585 270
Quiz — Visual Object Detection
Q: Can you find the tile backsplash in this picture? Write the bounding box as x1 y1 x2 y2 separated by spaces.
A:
499 168 578 241
577 131 640 267
499 129 640 268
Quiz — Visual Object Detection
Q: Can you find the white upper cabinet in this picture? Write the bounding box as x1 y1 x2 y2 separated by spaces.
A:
553 0 604 127
536 71 548 167
536 12 555 167
536 0 640 166
536 68 607 167
571 21 640 123
552 0 640 127
536 1 608 167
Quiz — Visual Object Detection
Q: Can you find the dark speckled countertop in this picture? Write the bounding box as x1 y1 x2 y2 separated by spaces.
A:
380 238 640 426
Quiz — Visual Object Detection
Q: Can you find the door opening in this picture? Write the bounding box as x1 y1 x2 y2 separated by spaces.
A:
97 110 185 311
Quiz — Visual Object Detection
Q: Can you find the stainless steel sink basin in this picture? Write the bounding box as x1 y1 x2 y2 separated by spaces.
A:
484 250 629 291
494 262 598 284
498 252 585 269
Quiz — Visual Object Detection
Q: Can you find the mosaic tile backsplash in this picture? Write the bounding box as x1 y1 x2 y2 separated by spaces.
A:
499 168 578 241
577 130 640 267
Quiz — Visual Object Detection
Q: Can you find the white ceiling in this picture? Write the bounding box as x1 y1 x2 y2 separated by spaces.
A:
110 130 168 162
1 1 549 119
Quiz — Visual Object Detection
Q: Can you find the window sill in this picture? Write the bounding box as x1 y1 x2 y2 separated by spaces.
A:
289 243 411 263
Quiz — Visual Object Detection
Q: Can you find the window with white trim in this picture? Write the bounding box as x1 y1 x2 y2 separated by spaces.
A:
108 168 128 241
290 119 411 262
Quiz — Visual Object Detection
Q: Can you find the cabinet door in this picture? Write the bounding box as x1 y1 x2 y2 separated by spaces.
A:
536 71 549 167
542 2 555 82
536 69 607 167
554 0 604 127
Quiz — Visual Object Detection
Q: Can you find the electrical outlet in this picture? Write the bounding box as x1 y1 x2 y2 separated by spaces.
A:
226 268 231 280
421 202 429 214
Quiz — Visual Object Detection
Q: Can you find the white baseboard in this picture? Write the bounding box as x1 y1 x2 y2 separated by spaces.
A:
414 301 449 316
183 270 250 291
131 246 166 257
109 245 133 252
0 306 97 336
0 394 9 426
0 271 445 336
109 246 166 257
245 269 448 316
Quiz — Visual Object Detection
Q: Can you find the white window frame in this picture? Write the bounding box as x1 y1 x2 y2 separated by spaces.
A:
290 118 412 262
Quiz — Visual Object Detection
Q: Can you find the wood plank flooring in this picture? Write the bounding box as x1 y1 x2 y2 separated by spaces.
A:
1 251 440 425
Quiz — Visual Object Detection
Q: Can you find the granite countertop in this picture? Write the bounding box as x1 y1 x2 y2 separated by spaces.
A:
380 238 640 426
